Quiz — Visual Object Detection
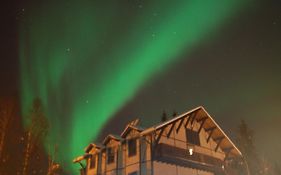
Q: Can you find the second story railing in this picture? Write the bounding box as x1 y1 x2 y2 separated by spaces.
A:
154 143 225 174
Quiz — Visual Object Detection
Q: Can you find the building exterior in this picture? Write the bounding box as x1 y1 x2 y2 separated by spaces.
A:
73 106 246 175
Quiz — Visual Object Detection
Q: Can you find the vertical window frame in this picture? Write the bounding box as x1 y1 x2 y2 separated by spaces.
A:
128 138 137 157
186 128 200 146
89 154 96 169
107 147 115 164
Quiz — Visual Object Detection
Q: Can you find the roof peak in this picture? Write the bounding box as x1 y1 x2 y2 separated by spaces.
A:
82 106 241 158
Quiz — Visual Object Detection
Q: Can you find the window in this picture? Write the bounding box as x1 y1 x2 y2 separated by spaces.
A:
186 128 200 145
128 171 138 175
128 139 137 157
89 155 96 169
107 147 114 164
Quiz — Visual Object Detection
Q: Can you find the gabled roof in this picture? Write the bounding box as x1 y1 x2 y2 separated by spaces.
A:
121 124 144 138
84 143 104 153
73 144 101 163
103 134 123 145
141 106 242 158
74 106 242 165
73 153 91 163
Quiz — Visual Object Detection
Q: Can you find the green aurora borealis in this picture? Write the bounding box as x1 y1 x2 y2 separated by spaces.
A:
19 0 251 172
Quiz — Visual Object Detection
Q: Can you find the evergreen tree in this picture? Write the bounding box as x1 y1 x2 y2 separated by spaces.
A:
0 97 16 173
161 111 167 122
172 110 178 118
273 162 281 175
236 120 261 175
22 98 49 175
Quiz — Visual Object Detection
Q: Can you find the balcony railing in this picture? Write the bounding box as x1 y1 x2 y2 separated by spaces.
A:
153 143 225 174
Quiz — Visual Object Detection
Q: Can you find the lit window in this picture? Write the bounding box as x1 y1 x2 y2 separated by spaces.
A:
186 128 200 145
128 139 137 157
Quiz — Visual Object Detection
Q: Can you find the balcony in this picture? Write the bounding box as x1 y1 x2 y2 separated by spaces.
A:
153 143 225 174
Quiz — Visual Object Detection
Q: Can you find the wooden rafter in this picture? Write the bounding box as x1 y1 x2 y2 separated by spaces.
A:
214 136 225 152
205 126 216 132
155 127 166 145
167 122 176 138
198 117 208 133
190 114 197 131
197 116 208 122
223 147 233 161
190 113 197 126
223 147 234 152
214 136 225 142
184 115 191 128
176 118 185 133
185 110 199 129
207 128 216 143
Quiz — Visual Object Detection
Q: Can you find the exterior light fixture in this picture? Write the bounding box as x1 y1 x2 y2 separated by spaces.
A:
187 144 194 156
188 148 193 156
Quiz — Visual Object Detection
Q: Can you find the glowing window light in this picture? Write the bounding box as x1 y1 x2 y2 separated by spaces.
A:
188 148 193 155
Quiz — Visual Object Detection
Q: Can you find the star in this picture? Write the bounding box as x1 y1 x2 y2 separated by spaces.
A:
66 48 71 52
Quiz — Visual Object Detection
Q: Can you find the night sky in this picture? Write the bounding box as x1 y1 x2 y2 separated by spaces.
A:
1 0 281 173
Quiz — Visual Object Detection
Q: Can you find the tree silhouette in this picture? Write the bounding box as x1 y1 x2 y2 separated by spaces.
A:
0 98 15 160
22 98 49 175
273 162 281 175
172 110 178 118
161 111 167 122
47 144 62 175
236 120 262 175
